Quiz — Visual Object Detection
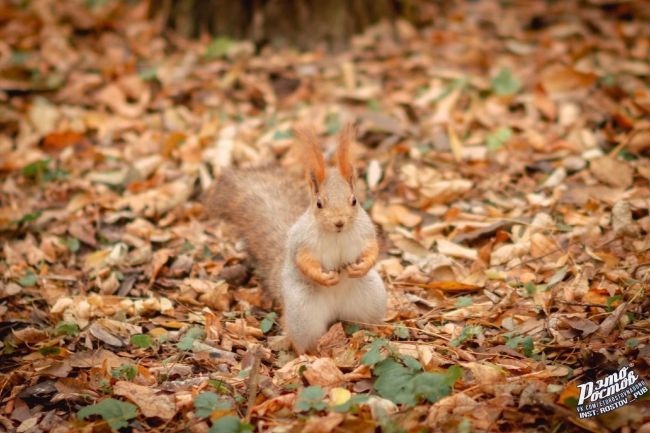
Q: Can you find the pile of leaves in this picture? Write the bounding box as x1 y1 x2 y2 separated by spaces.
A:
1 0 649 432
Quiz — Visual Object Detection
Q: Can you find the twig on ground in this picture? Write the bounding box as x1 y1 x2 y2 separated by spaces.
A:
245 344 262 423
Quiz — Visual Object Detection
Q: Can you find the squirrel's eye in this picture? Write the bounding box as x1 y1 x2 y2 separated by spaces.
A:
316 199 323 209
351 196 357 206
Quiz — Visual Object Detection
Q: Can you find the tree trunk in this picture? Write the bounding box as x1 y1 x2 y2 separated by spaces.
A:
155 0 419 50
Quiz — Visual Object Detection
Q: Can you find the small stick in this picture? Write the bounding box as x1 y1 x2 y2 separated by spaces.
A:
40 275 78 282
609 128 645 158
556 300 609 309
245 345 262 423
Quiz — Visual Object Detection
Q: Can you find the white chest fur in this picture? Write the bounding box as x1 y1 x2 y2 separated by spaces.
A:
313 230 364 271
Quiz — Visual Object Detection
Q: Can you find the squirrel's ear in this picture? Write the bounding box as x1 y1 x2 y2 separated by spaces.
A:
337 122 356 185
293 125 326 188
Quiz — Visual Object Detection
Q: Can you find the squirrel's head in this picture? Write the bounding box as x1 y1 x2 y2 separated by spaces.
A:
294 123 360 234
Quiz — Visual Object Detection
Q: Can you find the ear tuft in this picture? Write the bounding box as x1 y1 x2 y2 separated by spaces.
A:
337 122 356 183
293 125 326 185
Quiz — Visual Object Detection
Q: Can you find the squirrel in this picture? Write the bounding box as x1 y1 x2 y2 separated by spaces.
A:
204 124 387 354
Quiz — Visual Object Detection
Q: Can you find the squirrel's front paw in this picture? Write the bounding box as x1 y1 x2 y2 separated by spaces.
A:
317 270 340 287
346 260 371 278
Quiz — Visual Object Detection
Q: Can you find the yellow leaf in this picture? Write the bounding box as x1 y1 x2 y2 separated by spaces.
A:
558 382 580 406
149 327 168 338
83 249 110 271
329 388 351 407
421 281 482 292
159 321 186 329
447 124 463 162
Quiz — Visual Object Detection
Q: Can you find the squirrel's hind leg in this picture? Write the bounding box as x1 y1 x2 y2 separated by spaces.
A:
283 286 332 354
338 270 387 326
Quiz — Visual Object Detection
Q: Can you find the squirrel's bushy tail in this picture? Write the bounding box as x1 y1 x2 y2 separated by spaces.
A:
204 168 308 299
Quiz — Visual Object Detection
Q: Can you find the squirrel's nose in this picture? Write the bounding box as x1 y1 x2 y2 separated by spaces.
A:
335 221 344 229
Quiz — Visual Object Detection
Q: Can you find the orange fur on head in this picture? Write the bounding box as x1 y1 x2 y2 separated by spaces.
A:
293 125 326 185
337 123 355 183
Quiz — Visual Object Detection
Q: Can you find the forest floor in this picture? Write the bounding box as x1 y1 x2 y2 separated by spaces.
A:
1 1 649 432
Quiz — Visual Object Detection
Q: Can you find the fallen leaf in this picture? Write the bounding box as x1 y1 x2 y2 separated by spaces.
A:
596 302 628 337
589 157 633 189
436 239 478 260
69 349 129 370
303 358 345 387
95 81 150 118
366 159 382 190
42 131 85 153
540 64 597 94
461 362 506 388
421 281 482 292
302 412 345 433
12 327 48 344
447 125 464 161
148 248 173 288
329 388 351 406
89 322 125 347
611 201 639 237
316 323 348 357
179 278 231 311
116 179 193 217
563 317 599 336
113 381 176 420
421 179 473 205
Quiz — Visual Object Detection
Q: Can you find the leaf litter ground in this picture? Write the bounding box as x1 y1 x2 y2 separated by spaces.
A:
0 1 649 432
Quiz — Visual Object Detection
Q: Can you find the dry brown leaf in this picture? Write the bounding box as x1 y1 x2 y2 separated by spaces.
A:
116 179 193 217
95 81 150 118
12 327 48 345
316 323 348 357
436 238 478 260
148 248 173 288
628 129 650 154
589 157 634 189
490 241 530 266
302 412 345 433
88 322 123 347
420 281 482 292
611 201 639 237
563 317 598 336
447 125 463 162
442 301 494 321
273 356 316 386
342 364 372 382
427 392 478 426
529 233 557 258
389 204 422 228
179 278 231 311
68 349 128 370
596 302 628 337
421 179 473 205
364 396 398 420
224 318 264 338
53 378 98 403
113 381 176 420
42 131 85 153
252 393 296 417
366 159 382 190
392 342 449 368
540 64 597 94
303 358 345 387
462 362 506 388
